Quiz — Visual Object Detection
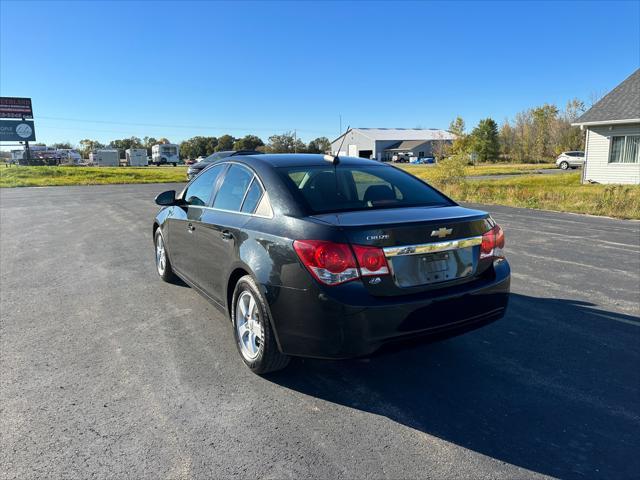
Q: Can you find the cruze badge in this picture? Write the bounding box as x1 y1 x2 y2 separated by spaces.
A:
431 227 453 238
366 234 389 241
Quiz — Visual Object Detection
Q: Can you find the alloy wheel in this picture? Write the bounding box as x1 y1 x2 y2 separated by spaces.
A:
235 290 264 361
156 234 166 275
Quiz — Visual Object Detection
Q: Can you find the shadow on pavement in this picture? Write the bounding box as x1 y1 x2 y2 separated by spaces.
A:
269 294 640 479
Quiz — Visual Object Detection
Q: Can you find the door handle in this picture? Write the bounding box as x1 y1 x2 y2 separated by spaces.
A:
221 230 233 240
187 223 195 232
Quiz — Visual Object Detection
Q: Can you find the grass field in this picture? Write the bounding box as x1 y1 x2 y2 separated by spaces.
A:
441 173 640 220
0 166 188 188
400 163 556 178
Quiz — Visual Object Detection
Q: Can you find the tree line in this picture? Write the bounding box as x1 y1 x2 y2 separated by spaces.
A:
41 97 587 163
447 99 586 163
67 133 332 160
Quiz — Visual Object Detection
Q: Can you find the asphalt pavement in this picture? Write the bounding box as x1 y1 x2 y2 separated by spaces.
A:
1 183 639 479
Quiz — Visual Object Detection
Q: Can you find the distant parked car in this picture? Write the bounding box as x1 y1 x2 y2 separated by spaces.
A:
187 150 263 180
556 151 585 170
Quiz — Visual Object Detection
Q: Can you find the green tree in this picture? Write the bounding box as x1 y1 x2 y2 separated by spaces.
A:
143 136 158 156
215 134 236 152
448 116 470 155
51 142 73 149
265 131 306 153
471 118 500 162
306 136 331 153
79 139 105 158
233 135 264 151
531 104 559 161
180 136 218 159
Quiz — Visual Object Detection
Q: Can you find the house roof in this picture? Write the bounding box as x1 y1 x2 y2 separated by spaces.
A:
384 140 431 151
331 128 456 144
574 69 640 125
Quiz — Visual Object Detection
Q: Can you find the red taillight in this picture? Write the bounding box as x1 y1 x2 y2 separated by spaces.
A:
293 240 390 285
293 240 359 285
352 244 390 276
481 224 505 259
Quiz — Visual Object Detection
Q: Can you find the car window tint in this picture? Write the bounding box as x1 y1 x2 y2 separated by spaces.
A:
281 165 452 214
183 164 225 206
241 178 263 213
213 164 254 211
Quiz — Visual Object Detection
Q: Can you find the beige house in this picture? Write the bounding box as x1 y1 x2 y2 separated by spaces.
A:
573 69 640 184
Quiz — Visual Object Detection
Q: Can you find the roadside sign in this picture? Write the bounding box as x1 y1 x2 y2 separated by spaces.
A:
0 119 36 142
0 97 33 119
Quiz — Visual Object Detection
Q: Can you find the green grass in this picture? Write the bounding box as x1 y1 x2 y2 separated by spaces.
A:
399 162 556 179
438 173 640 219
0 166 188 188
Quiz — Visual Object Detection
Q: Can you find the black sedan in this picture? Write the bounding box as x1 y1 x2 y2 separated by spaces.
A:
153 154 510 374
186 150 263 180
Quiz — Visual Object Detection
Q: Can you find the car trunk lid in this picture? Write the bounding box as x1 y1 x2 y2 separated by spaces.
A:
311 205 494 296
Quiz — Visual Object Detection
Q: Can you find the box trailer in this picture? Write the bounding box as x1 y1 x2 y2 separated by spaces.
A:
90 149 119 166
125 148 148 166
151 144 180 166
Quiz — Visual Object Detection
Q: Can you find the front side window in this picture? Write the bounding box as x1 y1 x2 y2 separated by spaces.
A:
279 165 453 214
609 136 640 163
183 164 225 206
213 164 254 211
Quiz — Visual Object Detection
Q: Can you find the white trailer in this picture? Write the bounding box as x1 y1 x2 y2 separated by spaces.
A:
57 149 83 165
90 149 119 166
152 144 180 166
125 148 148 166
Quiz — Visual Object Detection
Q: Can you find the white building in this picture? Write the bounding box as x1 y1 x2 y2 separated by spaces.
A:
330 128 456 162
572 69 640 184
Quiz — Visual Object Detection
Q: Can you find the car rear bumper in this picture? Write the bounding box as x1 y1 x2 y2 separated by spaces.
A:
264 259 510 359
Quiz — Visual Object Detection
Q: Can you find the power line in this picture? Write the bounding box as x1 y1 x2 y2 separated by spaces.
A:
36 116 334 136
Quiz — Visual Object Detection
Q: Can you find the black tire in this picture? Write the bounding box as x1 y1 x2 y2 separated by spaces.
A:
559 161 569 170
154 229 176 282
231 275 289 374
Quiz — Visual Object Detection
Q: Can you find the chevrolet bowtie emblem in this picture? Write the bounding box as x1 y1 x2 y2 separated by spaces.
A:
431 227 453 238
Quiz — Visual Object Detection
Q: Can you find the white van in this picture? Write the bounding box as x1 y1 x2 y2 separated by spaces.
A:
151 144 180 166
125 148 148 166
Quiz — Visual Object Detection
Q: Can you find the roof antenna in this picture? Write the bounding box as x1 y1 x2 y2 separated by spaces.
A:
324 125 349 166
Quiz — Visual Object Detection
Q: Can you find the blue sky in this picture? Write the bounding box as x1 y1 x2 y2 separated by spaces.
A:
1 0 639 147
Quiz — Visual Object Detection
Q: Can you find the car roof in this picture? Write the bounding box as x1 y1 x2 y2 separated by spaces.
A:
236 153 384 168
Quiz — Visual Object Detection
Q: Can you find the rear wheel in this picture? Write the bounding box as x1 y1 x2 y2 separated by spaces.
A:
231 275 289 374
559 161 569 170
154 229 176 282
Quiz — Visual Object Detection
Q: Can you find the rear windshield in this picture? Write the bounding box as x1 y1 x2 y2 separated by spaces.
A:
279 165 453 214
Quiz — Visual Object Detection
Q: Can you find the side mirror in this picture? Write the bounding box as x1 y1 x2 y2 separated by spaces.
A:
155 190 179 206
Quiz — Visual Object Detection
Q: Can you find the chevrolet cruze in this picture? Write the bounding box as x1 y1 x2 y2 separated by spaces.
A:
153 154 510 374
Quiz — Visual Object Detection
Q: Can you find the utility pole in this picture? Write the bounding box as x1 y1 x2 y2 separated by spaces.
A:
293 130 297 153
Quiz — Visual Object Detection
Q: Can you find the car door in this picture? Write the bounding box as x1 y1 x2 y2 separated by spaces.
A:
196 163 263 304
166 164 226 281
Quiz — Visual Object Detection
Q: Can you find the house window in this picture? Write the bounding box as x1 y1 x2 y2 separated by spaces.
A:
609 135 640 163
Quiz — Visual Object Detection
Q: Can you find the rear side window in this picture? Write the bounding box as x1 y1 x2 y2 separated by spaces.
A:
241 179 263 213
213 164 254 211
183 164 225 206
279 165 453 214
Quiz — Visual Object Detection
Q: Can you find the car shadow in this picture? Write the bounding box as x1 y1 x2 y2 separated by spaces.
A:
268 294 640 479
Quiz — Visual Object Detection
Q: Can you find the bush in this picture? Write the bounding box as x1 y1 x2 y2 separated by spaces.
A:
429 154 467 186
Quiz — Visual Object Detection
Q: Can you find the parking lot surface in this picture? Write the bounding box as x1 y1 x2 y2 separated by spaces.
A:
1 183 639 479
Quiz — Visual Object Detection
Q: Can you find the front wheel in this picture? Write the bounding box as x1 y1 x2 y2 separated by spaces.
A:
154 229 176 282
231 275 289 374
559 161 569 170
